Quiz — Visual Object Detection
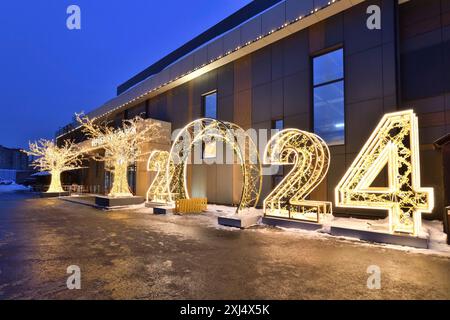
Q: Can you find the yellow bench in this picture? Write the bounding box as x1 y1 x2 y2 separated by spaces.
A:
175 198 207 214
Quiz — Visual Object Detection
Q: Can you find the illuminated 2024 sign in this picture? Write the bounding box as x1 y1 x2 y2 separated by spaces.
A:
146 110 434 236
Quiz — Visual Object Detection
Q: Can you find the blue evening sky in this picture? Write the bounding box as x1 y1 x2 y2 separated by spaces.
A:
0 0 252 149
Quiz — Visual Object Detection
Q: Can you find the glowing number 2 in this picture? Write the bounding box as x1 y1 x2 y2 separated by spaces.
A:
263 129 332 222
335 110 434 235
146 150 172 203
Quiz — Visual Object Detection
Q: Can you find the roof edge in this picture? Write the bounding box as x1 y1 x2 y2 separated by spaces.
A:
116 0 284 95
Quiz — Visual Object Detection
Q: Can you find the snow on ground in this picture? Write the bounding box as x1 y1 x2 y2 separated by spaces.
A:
136 204 240 230
114 202 450 257
423 220 450 253
325 215 390 233
202 205 450 257
323 215 450 254
109 203 147 211
30 171 51 177
208 204 263 217
0 183 30 193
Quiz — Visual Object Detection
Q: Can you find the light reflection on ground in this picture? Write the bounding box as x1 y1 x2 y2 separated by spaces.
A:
0 191 449 300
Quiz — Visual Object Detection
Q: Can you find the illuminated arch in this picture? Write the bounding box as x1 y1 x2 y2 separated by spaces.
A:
168 118 262 212
263 129 331 222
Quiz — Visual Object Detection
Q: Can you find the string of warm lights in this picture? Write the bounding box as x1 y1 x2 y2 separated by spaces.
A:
57 0 343 139
168 118 262 213
76 113 163 197
146 150 173 203
335 110 434 236
48 110 434 236
25 139 85 193
263 129 331 223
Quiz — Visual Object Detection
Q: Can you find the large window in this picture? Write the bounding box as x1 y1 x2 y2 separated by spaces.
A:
202 91 218 159
313 48 345 146
203 91 217 119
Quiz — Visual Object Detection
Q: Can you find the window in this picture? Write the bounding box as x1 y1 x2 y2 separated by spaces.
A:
203 91 217 119
273 119 284 131
202 91 218 159
313 48 345 146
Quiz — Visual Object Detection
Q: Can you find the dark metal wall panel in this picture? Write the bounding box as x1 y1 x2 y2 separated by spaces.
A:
251 46 272 87
217 63 234 99
399 0 450 218
283 70 310 117
282 31 310 77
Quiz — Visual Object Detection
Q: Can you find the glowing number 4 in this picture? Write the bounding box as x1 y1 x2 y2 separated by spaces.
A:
335 110 434 236
263 129 332 223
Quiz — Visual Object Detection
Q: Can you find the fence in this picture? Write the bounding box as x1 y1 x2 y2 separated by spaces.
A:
32 184 102 194
175 198 208 214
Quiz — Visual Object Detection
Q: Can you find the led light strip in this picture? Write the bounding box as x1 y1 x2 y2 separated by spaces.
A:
263 129 332 223
146 150 173 203
335 110 434 236
168 118 262 212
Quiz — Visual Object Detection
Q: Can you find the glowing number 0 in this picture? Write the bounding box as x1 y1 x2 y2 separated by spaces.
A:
263 129 332 222
146 150 172 203
335 110 434 235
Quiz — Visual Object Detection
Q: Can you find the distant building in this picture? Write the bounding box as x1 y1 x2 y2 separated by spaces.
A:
0 145 28 171
0 145 31 182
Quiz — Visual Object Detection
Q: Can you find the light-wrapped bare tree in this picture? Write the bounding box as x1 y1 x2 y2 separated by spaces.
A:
25 139 84 193
76 113 162 197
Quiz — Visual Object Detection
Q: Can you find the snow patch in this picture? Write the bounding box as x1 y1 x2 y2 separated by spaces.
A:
205 205 450 256
31 171 51 177
207 204 263 217
104 203 147 211
0 183 30 193
134 203 450 257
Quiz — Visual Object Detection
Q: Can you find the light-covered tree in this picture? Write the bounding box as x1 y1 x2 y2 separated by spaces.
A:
25 139 84 193
76 113 162 197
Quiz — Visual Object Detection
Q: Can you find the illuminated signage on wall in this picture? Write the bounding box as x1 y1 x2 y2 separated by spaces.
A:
91 127 137 148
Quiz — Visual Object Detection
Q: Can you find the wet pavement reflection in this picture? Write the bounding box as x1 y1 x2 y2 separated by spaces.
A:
0 192 449 299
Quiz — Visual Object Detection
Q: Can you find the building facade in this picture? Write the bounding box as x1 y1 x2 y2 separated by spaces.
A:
57 0 450 220
0 145 28 171
0 145 30 182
